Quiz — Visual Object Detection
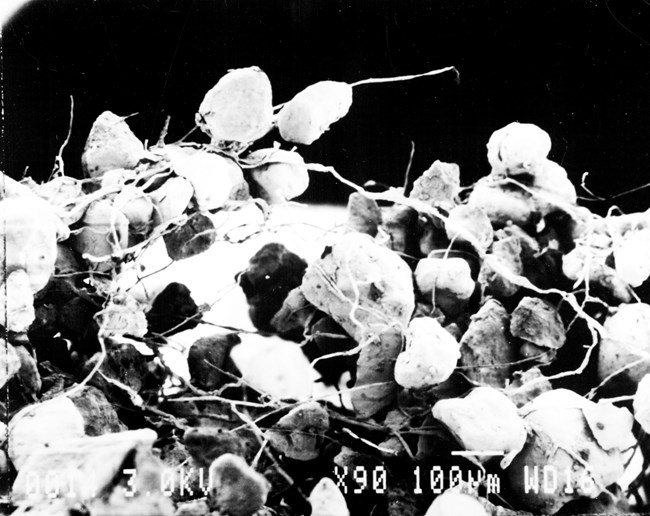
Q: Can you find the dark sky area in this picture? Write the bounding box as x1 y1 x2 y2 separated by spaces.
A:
2 0 650 209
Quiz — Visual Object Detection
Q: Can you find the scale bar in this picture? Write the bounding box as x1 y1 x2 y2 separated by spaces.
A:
451 451 506 457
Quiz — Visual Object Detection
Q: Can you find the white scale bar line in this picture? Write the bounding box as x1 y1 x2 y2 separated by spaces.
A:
450 451 506 456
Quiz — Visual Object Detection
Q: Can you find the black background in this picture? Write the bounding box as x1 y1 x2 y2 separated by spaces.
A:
3 0 650 209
